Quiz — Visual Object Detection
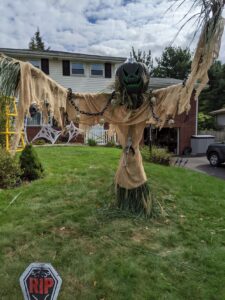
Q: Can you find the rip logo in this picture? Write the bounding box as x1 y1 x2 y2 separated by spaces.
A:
20 263 62 300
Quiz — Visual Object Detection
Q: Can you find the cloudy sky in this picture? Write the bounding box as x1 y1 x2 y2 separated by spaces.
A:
1 0 225 62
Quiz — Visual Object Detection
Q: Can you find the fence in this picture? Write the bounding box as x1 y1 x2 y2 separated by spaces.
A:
199 130 225 142
85 129 117 145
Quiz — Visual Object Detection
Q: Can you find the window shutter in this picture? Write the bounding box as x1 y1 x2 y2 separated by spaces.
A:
41 59 49 75
105 63 112 78
62 60 70 76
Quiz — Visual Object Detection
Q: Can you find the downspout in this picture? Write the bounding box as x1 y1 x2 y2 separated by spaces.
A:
195 96 198 135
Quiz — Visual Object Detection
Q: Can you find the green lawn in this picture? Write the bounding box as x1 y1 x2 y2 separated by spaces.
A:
0 146 225 300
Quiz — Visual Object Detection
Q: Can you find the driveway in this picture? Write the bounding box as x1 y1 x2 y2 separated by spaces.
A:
173 156 225 180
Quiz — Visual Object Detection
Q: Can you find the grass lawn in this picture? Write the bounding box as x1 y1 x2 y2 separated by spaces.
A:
0 146 225 300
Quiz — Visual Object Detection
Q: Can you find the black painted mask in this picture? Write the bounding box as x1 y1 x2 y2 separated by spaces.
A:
115 61 150 109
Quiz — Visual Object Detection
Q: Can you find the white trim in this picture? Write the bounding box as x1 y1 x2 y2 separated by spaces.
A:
70 61 86 77
90 63 104 77
195 97 199 135
28 59 41 69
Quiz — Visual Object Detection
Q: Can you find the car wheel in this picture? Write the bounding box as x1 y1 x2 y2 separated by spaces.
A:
209 152 220 167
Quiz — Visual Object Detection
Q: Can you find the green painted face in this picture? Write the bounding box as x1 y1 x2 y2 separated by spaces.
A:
122 65 142 92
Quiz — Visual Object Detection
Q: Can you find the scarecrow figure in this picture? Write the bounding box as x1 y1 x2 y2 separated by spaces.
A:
0 0 224 216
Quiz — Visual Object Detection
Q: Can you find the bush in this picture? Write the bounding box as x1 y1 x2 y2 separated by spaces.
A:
0 148 22 188
105 140 116 147
19 144 44 181
198 112 215 130
141 146 172 166
32 139 46 145
87 139 97 146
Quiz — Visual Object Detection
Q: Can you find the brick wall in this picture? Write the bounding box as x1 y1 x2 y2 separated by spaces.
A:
172 93 197 155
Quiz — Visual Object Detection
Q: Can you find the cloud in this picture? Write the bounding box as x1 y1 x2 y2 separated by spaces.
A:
0 0 224 63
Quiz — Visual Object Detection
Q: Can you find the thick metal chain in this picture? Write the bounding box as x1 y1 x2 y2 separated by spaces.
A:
149 101 160 122
67 88 160 122
67 88 115 116
148 91 161 123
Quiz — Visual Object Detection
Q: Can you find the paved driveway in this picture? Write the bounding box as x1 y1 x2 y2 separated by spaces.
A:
173 156 225 180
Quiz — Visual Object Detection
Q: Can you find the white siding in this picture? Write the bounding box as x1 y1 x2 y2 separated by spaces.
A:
49 59 119 93
216 114 225 127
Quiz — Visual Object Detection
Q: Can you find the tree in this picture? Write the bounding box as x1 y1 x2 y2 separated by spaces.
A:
199 60 225 115
20 144 44 181
153 46 192 80
198 112 215 130
130 47 154 75
29 28 49 51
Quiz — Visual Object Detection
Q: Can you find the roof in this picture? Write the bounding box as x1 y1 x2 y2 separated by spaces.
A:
210 108 225 116
0 48 126 63
149 77 182 89
0 48 183 88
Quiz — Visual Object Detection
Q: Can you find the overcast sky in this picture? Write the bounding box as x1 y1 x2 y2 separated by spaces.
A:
0 0 224 63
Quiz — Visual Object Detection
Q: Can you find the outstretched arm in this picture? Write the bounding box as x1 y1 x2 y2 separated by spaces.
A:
152 1 224 127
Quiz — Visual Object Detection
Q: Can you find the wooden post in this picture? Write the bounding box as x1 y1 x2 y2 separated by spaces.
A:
5 104 9 152
0 96 25 152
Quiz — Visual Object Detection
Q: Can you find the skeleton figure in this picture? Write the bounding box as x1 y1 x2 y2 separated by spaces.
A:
0 1 224 216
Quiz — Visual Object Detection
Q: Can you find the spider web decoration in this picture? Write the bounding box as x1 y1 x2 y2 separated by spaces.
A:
66 121 83 143
32 124 62 144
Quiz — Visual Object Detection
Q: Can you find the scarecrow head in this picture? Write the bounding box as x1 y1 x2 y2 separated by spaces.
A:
115 59 150 109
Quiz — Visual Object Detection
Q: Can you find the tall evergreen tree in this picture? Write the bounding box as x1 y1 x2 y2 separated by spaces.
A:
153 46 192 80
130 47 154 75
199 60 225 114
28 28 49 51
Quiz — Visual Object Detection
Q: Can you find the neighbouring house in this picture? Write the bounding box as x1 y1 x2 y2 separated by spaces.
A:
0 48 197 155
210 107 225 129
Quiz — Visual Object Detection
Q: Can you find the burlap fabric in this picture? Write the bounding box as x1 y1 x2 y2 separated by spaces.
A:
67 93 151 189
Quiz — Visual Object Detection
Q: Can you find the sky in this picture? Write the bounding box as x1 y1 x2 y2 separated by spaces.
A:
0 0 225 63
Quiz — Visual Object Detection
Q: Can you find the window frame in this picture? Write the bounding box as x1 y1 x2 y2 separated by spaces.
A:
27 111 43 127
71 62 85 76
90 63 104 77
29 59 41 69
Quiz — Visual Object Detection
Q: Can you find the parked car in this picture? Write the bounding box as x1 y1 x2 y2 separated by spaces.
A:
206 143 225 166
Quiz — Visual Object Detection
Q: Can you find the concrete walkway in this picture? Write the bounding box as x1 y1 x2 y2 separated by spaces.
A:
173 156 225 180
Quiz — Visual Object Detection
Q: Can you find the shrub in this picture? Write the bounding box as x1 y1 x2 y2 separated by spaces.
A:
32 139 46 145
105 140 116 147
0 148 22 188
19 144 44 181
87 139 97 146
141 146 172 166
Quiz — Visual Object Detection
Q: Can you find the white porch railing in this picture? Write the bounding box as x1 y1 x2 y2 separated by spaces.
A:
85 128 117 145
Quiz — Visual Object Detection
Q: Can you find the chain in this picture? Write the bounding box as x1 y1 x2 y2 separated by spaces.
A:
67 88 115 116
67 88 161 122
148 91 161 123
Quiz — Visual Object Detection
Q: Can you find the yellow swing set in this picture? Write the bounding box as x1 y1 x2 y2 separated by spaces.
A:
0 96 25 152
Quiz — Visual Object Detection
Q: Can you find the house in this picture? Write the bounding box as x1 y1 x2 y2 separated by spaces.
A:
210 108 225 129
0 48 197 154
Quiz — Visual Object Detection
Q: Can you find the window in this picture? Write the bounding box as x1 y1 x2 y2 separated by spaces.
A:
91 64 104 76
29 60 41 69
27 112 42 126
71 62 85 75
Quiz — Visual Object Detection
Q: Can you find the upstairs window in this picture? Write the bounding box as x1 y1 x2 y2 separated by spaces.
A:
71 62 85 75
91 64 104 76
29 60 41 69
